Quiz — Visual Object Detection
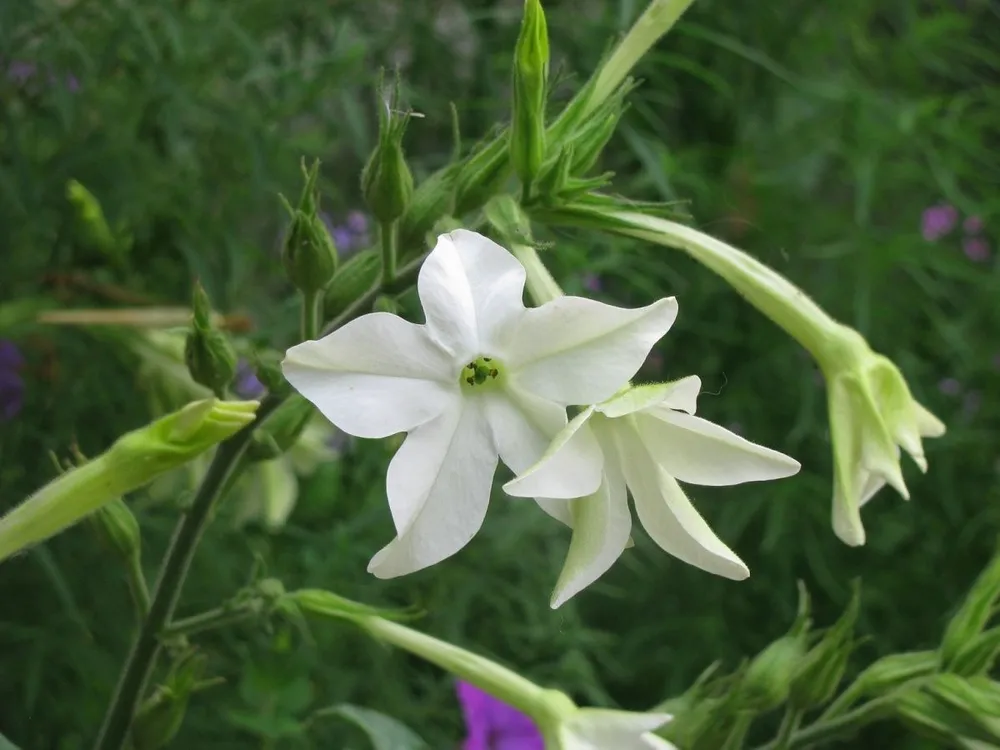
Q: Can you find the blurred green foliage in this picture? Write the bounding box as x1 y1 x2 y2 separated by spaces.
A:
1 0 998 748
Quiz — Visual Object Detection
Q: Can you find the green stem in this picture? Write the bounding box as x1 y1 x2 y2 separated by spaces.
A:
509 243 563 305
160 605 256 639
773 708 803 750
380 220 398 285
125 554 151 621
751 698 892 750
92 394 283 750
300 289 322 342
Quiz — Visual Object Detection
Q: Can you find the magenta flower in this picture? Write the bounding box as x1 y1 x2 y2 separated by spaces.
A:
456 681 545 750
921 204 959 241
0 340 25 420
963 236 991 263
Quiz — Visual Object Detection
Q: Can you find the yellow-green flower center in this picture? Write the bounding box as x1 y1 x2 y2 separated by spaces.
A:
459 356 505 391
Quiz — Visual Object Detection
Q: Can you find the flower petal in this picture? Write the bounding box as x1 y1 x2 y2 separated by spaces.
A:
371 399 498 577
563 710 676 750
503 408 603 500
636 411 800 487
484 387 567 475
550 458 631 609
283 313 455 438
598 376 702 419
417 230 527 360
507 297 678 406
613 422 749 580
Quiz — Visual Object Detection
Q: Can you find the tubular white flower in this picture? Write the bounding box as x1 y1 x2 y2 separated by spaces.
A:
283 229 677 578
505 377 801 607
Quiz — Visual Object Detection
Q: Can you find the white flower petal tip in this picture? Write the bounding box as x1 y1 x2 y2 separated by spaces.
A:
507 296 679 406
503 408 603 500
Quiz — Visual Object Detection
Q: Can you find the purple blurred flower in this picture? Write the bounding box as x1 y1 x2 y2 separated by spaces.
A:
346 210 369 235
0 340 25 420
456 681 544 750
7 60 37 84
234 359 265 399
964 215 984 234
320 211 370 260
921 204 958 241
963 236 991 263
938 377 962 397
581 272 602 293
962 390 983 419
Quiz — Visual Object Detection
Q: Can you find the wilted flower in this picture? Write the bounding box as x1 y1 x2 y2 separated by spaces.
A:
506 377 800 606
457 681 544 750
921 204 959 241
0 340 25 420
283 229 677 579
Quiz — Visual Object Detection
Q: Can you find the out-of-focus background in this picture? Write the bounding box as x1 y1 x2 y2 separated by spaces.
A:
1 0 998 747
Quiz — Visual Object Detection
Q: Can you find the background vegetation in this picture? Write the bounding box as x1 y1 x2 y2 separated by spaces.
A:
1 0 998 747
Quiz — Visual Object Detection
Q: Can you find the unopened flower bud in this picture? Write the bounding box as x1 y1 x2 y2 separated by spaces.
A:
323 248 382 320
510 0 549 187
88 497 141 565
790 581 860 710
281 159 339 293
246 394 315 462
941 540 1000 672
361 73 414 223
184 283 237 396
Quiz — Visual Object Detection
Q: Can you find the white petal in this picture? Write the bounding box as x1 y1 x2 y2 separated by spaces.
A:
483 387 567 475
507 297 678 406
636 411 801 487
550 458 631 608
283 313 456 438
417 230 527 361
563 710 675 750
371 399 498 577
598 376 702 419
503 408 604 500
535 497 574 526
613 422 749 580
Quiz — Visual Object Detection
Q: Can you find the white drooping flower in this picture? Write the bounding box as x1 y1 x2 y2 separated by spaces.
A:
505 376 801 607
282 229 677 578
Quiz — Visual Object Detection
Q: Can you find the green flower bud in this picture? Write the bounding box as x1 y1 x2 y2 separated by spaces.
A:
398 164 459 257
323 248 382 320
941 539 1000 672
66 179 132 263
281 159 339 293
250 350 288 396
246 394 315 463
846 650 938 702
184 283 237 396
131 652 211 750
88 498 142 565
361 74 414 223
510 0 549 187
0 399 259 563
790 581 861 710
454 136 511 217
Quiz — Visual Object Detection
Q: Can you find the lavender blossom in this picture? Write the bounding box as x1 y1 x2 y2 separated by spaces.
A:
233 359 265 399
921 204 958 242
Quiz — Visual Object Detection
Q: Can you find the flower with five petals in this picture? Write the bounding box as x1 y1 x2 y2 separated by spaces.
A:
505 377 801 607
282 229 677 578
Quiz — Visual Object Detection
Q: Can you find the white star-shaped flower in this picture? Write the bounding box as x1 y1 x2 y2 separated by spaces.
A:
505 376 801 607
283 229 677 577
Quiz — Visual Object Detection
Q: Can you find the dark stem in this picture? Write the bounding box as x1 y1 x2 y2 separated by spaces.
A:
92 394 283 750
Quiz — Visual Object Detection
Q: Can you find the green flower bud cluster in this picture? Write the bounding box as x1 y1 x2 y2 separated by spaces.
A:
280 159 339 294
184 282 237 397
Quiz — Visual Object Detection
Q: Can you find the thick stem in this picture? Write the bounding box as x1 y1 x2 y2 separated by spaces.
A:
509 243 563 305
300 289 322 342
380 220 398 285
92 395 282 750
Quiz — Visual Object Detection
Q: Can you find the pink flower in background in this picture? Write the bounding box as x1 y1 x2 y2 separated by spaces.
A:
921 204 959 241
964 215 984 234
963 236 991 263
938 377 961 397
456 681 544 750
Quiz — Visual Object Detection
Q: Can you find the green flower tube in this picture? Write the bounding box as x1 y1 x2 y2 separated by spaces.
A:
0 398 259 563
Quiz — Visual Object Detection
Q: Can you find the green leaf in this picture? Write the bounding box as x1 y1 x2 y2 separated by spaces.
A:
0 732 21 750
314 704 427 750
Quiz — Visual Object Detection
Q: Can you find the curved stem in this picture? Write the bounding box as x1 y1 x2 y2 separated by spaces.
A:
161 604 257 639
92 394 283 750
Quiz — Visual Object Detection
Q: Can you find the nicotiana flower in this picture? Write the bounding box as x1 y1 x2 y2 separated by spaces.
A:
457 680 544 750
283 229 677 578
0 340 25 420
505 377 800 607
